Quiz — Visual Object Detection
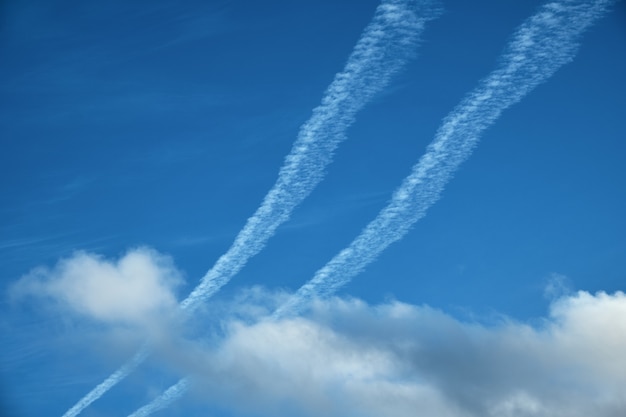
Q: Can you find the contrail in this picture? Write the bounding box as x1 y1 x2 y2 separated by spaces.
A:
128 378 190 417
61 1 439 416
61 345 151 417
126 1 616 414
274 0 617 317
179 0 439 314
128 378 191 417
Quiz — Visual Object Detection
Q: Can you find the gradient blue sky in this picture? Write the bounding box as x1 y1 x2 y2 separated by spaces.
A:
1 1 625 416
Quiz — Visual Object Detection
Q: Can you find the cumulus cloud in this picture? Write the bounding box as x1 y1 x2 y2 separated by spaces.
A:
10 247 183 328
14 254 623 417
171 290 626 417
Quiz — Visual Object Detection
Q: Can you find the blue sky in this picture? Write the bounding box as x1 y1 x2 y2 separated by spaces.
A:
1 1 625 416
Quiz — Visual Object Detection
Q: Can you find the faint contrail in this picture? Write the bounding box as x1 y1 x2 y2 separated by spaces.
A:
61 345 151 417
61 1 439 416
127 378 191 417
124 3 617 415
127 378 190 417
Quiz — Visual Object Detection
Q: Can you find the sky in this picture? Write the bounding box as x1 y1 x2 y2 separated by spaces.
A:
1 0 625 416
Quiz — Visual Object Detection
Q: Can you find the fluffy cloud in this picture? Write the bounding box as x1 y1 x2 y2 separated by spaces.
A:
175 290 626 417
10 247 183 328
13 253 623 417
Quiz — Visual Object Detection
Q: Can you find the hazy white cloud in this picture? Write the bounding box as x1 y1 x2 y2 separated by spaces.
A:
171 290 626 417
10 247 183 328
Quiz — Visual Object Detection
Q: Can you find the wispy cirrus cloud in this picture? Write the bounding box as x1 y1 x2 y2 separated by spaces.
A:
0 1 235 130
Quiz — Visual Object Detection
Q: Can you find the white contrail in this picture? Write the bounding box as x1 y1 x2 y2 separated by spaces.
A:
124 2 617 415
179 0 439 314
61 1 439 416
128 378 191 417
61 345 151 417
274 0 617 317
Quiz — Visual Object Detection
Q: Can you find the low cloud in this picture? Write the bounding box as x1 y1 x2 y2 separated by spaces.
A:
10 247 183 329
11 255 624 417
174 290 626 417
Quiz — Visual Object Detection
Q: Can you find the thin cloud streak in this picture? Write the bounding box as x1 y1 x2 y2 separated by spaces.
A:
128 378 189 417
179 0 438 314
123 1 616 414
274 0 616 317
61 1 438 416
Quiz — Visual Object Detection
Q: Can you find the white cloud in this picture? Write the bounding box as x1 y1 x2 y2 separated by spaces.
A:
10 247 183 328
172 290 626 417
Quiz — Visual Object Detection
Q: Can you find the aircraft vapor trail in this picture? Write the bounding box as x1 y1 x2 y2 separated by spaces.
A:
61 1 439 416
274 0 617 317
179 0 439 314
127 378 190 417
123 2 617 415
61 345 151 417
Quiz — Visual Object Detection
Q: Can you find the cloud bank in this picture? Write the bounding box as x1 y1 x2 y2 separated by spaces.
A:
171 290 626 417
10 254 625 417
10 248 183 329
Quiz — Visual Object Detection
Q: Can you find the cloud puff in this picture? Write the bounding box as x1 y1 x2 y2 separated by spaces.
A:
174 290 626 417
10 247 183 328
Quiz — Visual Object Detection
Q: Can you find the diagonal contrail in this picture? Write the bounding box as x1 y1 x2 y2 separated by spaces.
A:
128 378 190 417
61 1 439 416
126 1 617 415
178 0 439 315
274 0 617 317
